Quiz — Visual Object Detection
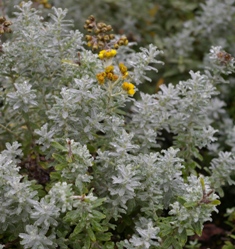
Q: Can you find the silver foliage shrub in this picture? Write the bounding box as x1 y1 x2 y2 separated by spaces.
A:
0 2 235 249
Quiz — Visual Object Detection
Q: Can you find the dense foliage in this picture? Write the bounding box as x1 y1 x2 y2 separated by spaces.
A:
0 1 235 249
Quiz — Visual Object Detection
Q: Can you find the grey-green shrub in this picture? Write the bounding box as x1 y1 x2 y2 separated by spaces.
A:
0 2 235 249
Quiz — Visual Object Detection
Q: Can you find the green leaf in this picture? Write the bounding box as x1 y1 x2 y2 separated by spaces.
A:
87 144 96 154
177 196 187 206
30 183 46 197
56 229 69 238
72 240 82 249
91 219 106 232
103 242 115 249
51 141 66 151
116 109 127 115
184 201 198 208
171 238 182 249
92 210 106 220
159 218 173 237
161 236 173 248
52 153 67 164
92 198 106 208
191 147 203 161
71 223 85 237
87 227 96 242
192 221 202 236
83 236 91 249
179 229 187 246
55 163 67 171
126 199 136 214
230 234 235 239
64 210 83 224
50 171 62 181
210 200 221 205
96 232 112 241
222 241 235 249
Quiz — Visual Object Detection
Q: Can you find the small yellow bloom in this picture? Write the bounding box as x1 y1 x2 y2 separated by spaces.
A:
105 51 112 58
98 50 106 59
44 3 52 8
87 42 92 47
105 65 114 73
98 49 117 60
127 88 135 96
111 74 119 81
36 0 51 8
119 62 129 78
122 82 130 91
109 49 117 57
106 72 114 81
122 72 128 79
96 72 106 84
119 62 127 74
122 82 135 96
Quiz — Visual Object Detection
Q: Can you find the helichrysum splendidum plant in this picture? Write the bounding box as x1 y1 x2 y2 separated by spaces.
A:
1 2 235 249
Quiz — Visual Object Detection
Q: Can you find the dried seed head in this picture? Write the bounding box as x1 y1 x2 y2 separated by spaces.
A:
92 44 98 50
88 15 95 22
97 22 105 29
85 35 92 41
0 16 6 24
4 21 12 27
98 41 105 48
87 23 94 29
217 51 233 64
103 35 110 41
109 34 115 40
97 34 103 41
94 28 101 34
101 27 108 33
106 25 112 31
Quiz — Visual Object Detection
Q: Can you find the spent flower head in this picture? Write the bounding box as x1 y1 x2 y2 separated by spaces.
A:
0 16 12 34
84 15 128 51
209 46 235 74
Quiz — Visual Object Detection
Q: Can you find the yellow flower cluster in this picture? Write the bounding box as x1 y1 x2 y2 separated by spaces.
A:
119 62 128 78
122 82 135 96
36 0 51 8
96 65 118 84
105 65 114 73
22 0 52 8
96 51 136 96
98 49 117 60
96 72 106 84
